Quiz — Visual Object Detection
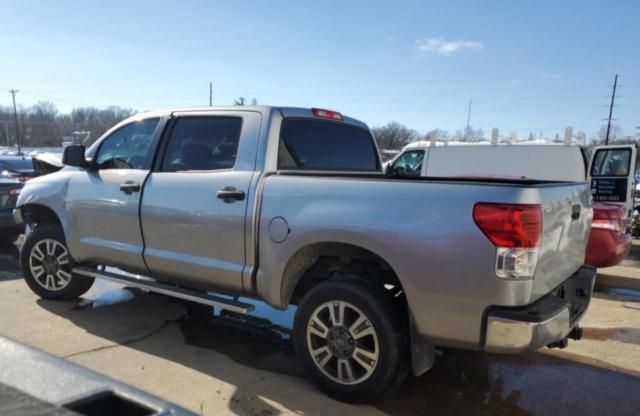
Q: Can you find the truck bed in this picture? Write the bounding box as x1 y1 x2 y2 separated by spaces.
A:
257 172 591 349
274 170 583 186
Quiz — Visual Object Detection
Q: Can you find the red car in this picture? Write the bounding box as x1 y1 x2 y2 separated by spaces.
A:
585 202 632 268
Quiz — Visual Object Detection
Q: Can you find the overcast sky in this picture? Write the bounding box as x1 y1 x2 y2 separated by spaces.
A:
1 0 639 138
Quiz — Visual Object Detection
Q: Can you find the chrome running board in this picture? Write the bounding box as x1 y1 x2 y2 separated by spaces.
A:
72 266 254 314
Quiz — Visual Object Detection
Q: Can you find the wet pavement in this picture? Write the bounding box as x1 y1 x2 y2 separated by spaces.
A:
0 243 20 281
48 285 640 415
176 300 640 415
2 241 640 415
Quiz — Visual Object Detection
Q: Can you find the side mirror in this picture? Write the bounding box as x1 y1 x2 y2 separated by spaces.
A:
385 164 394 176
62 145 88 168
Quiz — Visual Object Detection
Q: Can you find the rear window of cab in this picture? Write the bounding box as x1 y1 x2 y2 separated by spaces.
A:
278 118 379 172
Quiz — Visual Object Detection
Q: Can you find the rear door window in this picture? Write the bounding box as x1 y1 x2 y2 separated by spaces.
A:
160 116 243 172
278 119 379 171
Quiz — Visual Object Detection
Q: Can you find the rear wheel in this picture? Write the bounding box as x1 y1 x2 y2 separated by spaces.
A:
293 278 408 403
21 226 94 300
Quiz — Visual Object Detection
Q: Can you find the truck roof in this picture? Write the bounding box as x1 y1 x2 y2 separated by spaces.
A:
127 106 369 130
403 140 585 150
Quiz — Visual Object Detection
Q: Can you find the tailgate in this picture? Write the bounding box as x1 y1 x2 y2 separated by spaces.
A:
531 183 592 300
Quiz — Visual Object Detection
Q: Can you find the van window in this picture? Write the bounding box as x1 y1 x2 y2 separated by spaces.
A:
389 150 424 177
278 119 379 172
591 148 631 177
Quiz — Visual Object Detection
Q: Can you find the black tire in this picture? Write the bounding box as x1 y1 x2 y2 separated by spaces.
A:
21 225 94 300
293 278 408 403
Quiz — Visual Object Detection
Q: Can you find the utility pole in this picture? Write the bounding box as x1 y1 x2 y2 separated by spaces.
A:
605 74 618 145
2 121 9 147
209 82 213 107
9 89 21 154
464 99 472 141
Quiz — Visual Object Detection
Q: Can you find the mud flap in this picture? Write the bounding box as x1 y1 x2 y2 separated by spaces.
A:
410 311 435 376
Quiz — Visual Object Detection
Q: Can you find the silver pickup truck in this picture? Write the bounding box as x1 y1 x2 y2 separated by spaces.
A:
13 106 596 402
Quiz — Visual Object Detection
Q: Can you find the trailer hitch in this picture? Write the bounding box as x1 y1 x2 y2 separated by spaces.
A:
547 326 583 349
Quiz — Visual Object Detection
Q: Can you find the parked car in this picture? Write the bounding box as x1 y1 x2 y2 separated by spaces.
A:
0 177 23 244
634 175 640 211
387 141 637 268
632 210 640 238
14 106 596 402
32 152 64 176
0 155 37 182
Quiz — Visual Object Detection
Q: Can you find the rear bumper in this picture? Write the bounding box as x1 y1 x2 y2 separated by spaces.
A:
585 228 631 268
484 265 596 353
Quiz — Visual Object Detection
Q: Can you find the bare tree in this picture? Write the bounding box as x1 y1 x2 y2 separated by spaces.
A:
591 124 623 144
453 125 484 142
424 128 449 142
371 122 419 150
0 104 135 147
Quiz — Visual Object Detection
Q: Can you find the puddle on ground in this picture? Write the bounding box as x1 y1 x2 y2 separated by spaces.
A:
375 351 640 415
42 284 640 415
171 297 640 415
178 304 640 415
599 286 640 300
581 327 640 344
178 299 302 378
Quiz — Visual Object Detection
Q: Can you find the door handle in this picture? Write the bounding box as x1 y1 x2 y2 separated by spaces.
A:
120 182 141 194
217 187 245 203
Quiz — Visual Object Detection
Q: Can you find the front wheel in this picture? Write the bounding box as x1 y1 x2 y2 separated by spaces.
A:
21 226 94 300
293 278 408 403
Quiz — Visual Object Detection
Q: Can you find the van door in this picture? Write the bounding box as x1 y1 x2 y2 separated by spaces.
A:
588 145 638 215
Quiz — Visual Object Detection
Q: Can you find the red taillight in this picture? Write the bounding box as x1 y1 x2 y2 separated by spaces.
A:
473 203 542 248
592 206 624 233
311 108 343 121
1 170 30 182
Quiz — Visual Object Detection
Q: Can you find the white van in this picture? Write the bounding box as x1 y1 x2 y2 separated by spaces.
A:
386 141 637 214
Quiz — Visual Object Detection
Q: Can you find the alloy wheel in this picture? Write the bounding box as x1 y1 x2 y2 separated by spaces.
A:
29 238 72 291
306 300 379 385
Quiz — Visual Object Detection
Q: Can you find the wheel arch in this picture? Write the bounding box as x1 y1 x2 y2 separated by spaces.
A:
278 240 434 377
281 241 400 305
20 203 64 232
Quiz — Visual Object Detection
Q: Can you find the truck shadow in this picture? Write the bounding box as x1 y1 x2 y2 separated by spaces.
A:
0 243 21 281
37 290 640 416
